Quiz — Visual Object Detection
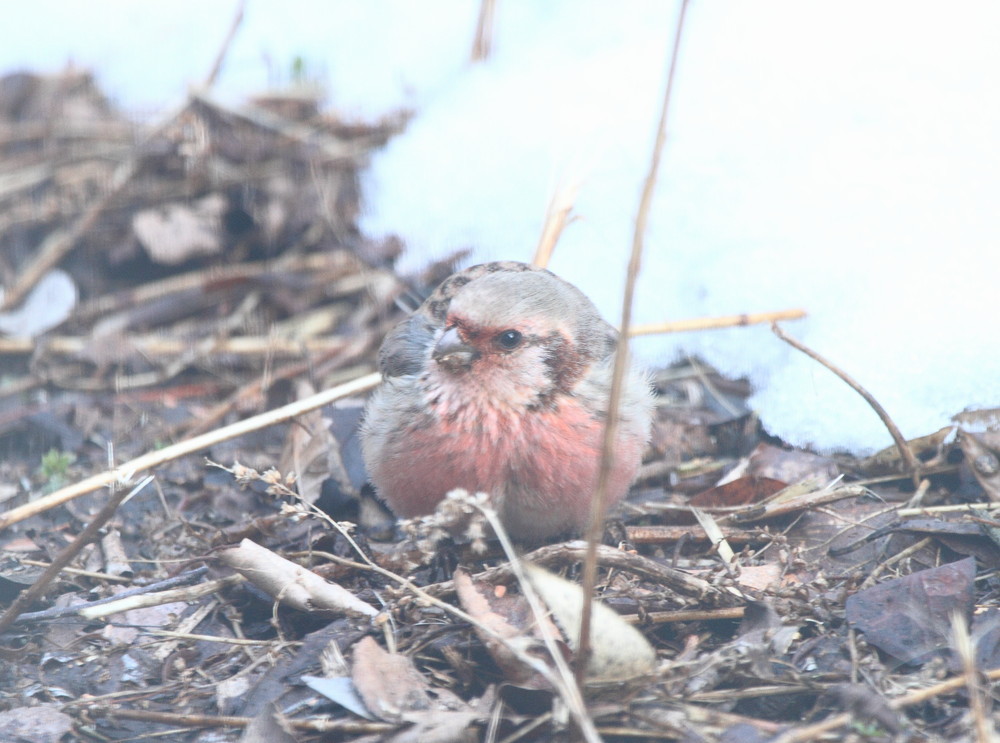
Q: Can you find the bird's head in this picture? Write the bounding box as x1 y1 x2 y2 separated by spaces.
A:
425 267 617 409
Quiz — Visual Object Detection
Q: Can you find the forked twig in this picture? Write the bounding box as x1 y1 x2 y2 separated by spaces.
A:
532 177 583 269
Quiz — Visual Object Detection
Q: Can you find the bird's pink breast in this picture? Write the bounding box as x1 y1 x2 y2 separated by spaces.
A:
373 395 644 538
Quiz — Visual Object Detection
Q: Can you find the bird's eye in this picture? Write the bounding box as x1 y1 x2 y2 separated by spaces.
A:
494 329 523 350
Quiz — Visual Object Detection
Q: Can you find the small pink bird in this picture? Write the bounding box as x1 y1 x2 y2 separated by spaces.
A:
361 261 653 542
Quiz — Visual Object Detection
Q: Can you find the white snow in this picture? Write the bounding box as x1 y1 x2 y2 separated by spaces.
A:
3 0 997 453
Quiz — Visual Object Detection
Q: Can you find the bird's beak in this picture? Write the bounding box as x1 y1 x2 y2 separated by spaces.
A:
433 326 479 371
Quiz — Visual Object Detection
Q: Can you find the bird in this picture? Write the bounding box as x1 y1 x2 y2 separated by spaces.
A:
361 261 653 542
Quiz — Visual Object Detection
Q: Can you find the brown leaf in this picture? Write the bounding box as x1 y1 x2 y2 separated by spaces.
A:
742 442 840 484
689 476 787 509
453 568 553 689
350 636 433 722
846 557 976 665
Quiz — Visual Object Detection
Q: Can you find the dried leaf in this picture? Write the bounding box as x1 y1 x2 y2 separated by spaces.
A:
524 563 656 681
279 381 354 504
302 675 376 720
453 568 553 688
689 476 787 510
350 636 433 722
846 557 976 665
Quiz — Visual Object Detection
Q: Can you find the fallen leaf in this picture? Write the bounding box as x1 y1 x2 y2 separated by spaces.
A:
132 195 225 264
846 557 976 666
350 636 433 722
524 563 656 682
453 568 554 689
302 675 376 720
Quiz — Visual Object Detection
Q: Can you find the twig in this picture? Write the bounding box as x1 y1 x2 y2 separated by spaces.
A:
423 540 720 601
15 566 209 622
578 0 689 684
532 177 582 269
0 372 380 531
78 575 244 620
72 251 362 324
858 537 933 590
93 708 396 734
771 322 921 487
470 0 497 62
630 308 805 336
953 614 994 743
203 0 246 89
629 606 745 625
0 334 355 357
897 501 1000 517
0 476 154 635
18 560 133 584
773 666 1000 742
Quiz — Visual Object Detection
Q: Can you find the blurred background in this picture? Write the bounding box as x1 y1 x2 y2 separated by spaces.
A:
2 0 997 453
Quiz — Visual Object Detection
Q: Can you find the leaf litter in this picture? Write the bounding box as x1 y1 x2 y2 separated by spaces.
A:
0 66 998 743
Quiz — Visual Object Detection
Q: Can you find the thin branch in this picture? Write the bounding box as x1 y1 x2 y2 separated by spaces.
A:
202 0 246 89
0 372 380 531
630 308 806 336
470 0 497 62
532 177 582 269
771 322 921 487
577 0 690 685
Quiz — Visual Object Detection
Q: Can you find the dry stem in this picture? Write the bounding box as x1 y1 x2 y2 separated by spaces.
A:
771 322 921 487
630 308 805 336
578 0 690 684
